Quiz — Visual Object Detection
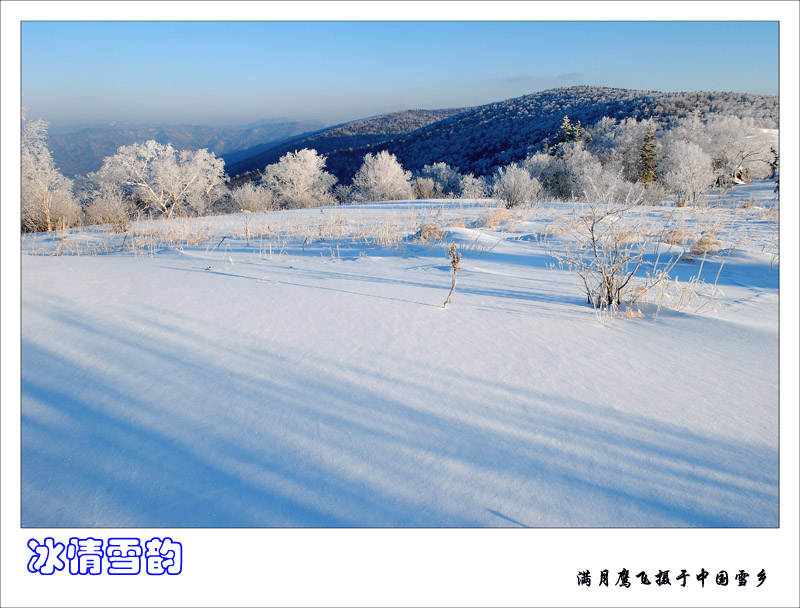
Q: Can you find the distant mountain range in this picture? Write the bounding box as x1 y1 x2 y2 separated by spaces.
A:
48 119 327 178
48 86 779 182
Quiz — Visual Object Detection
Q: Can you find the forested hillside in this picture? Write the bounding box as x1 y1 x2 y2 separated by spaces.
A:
224 108 466 178
316 86 778 181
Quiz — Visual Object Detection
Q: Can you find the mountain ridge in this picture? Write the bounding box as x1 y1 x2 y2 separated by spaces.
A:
223 107 468 178
227 86 779 182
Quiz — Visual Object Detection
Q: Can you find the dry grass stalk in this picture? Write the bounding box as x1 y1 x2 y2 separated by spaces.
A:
413 222 445 243
480 207 511 229
662 228 697 246
443 244 461 309
691 233 722 255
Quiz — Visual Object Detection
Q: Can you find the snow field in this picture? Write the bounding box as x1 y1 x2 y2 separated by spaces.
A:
21 183 779 526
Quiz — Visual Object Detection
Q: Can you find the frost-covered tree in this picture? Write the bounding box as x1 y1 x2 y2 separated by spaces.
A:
459 173 488 199
520 151 553 181
659 140 715 206
83 182 133 232
187 148 228 214
21 117 81 232
417 162 462 197
262 148 336 209
664 112 711 150
333 184 354 205
587 117 655 184
543 141 614 201
492 162 541 208
91 140 226 218
412 176 438 199
704 115 774 188
352 150 414 202
556 115 585 145
230 181 274 212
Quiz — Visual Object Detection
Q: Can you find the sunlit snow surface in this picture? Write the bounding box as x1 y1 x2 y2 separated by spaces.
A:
21 182 779 527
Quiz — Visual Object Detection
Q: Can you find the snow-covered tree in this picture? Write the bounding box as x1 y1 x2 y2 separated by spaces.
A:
412 176 438 199
492 162 541 208
704 115 774 188
352 150 414 202
83 182 133 232
261 148 336 209
660 140 715 206
21 117 81 232
556 115 585 145
587 117 654 183
186 148 228 214
91 140 226 218
459 173 488 199
662 112 711 156
520 151 553 181
540 141 613 201
417 162 462 197
230 181 274 212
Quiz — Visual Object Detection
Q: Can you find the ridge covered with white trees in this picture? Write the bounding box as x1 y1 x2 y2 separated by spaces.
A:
228 86 778 180
21 86 778 232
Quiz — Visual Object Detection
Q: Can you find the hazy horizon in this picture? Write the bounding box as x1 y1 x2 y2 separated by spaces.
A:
21 20 779 130
38 82 783 134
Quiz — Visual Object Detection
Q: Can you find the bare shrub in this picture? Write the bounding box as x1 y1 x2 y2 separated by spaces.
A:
550 176 682 317
84 184 132 233
334 184 353 205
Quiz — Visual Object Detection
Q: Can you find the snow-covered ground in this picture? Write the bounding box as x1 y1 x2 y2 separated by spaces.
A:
20 182 780 527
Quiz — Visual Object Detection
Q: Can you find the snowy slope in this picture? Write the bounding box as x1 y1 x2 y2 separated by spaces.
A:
20 183 780 527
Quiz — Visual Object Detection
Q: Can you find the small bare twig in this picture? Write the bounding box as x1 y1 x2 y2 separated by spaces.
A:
443 244 461 309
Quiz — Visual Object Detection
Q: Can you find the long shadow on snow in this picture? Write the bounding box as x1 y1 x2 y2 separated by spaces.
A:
21 337 478 528
157 254 585 312
21 292 777 527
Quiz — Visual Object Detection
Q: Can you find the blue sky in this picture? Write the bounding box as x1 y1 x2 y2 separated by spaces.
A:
21 20 779 128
